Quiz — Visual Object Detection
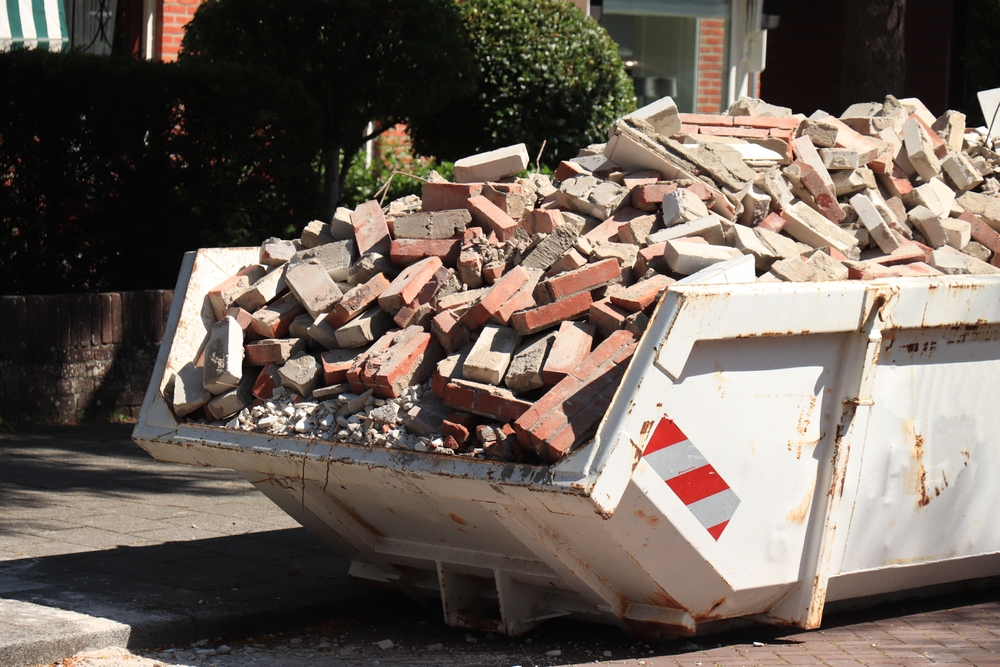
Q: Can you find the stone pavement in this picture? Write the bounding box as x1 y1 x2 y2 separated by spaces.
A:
2 424 999 667
0 424 367 667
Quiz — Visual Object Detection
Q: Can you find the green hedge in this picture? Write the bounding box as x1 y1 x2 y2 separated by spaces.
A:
408 0 635 167
0 51 323 295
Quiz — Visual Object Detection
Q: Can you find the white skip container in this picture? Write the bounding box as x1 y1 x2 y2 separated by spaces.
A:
133 247 1000 637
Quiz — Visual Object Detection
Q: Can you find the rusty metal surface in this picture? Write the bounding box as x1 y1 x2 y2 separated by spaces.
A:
133 248 1000 637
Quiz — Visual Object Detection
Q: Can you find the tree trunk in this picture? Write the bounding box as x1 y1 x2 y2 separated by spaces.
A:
841 0 906 111
322 136 341 221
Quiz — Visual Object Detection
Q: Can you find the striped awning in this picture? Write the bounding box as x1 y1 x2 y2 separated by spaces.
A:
0 0 69 51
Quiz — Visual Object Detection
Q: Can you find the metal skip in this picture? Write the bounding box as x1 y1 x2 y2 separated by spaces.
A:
133 247 1000 638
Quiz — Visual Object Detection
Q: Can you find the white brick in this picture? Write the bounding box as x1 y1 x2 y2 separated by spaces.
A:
780 201 860 256
203 316 244 395
454 143 529 183
907 206 949 248
663 240 742 275
940 217 972 249
463 325 520 386
902 118 941 181
620 96 681 137
850 193 901 253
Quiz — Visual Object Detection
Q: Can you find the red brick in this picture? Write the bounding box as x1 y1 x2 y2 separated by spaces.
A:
699 126 770 138
370 332 442 398
544 259 621 300
635 243 668 274
252 364 281 400
443 379 531 421
468 195 519 241
394 267 451 328
351 200 391 255
422 181 483 211
573 329 637 381
678 124 701 134
225 306 253 332
685 181 715 202
586 206 648 245
679 113 733 126
633 183 678 212
868 244 927 267
378 256 442 313
326 273 390 329
621 170 660 190
878 165 915 199
511 291 593 335
459 265 531 330
492 271 543 325
732 116 802 130
431 310 470 353
610 274 675 312
758 212 786 232
207 264 264 321
347 331 396 393
588 297 630 337
481 262 508 284
959 211 1000 255
442 412 477 445
245 338 305 365
542 321 595 384
555 160 590 182
250 293 305 339
522 209 564 235
321 349 357 385
541 381 618 462
390 238 462 267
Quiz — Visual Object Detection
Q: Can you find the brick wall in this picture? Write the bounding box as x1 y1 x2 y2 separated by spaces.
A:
0 291 173 425
696 18 726 114
159 0 202 61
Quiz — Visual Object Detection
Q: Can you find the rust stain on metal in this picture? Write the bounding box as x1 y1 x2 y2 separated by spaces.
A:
634 509 660 526
786 489 813 525
903 419 939 508
645 589 683 610
640 420 655 439
448 513 468 525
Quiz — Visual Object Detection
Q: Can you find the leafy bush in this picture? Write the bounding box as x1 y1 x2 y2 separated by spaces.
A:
341 128 454 209
0 51 322 294
408 0 635 167
181 0 476 215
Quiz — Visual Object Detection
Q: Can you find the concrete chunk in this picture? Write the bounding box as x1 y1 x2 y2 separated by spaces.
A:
393 209 471 239
504 332 557 394
621 96 681 137
278 353 323 398
335 306 393 348
662 188 710 226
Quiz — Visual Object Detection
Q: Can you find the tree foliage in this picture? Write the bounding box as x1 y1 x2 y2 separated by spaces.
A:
408 0 635 167
0 51 322 294
180 0 477 215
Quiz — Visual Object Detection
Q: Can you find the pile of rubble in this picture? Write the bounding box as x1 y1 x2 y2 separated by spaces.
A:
166 94 1000 465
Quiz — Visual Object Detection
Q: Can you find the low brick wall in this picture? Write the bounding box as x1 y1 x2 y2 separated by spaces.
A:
0 290 173 424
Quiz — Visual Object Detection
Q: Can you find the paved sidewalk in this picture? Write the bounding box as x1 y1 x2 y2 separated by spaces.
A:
2 424 999 667
0 424 367 667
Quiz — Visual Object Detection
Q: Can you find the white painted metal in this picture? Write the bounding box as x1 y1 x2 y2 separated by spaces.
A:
134 248 1000 637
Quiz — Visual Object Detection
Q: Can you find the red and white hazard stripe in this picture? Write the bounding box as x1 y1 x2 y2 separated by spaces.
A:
642 416 740 540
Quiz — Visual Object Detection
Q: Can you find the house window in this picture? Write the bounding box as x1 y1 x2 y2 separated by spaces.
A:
601 0 730 113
